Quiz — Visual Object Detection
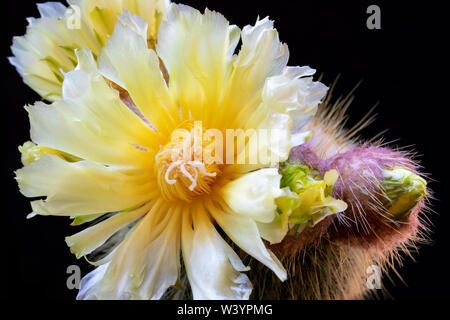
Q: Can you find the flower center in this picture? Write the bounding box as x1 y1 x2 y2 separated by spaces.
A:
155 121 221 202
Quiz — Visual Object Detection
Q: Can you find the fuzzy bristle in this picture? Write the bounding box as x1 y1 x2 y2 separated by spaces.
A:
326 146 427 251
248 233 428 300
301 79 377 159
260 82 432 300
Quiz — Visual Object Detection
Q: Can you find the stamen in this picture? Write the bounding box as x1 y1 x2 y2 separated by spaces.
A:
155 148 179 165
156 120 222 201
180 163 197 191
165 160 183 184
189 161 217 177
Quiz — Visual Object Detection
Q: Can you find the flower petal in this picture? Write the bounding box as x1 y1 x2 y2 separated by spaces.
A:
233 68 326 170
77 201 180 300
9 4 100 100
120 0 171 41
207 199 287 281
220 168 283 223
27 50 159 167
98 11 177 134
262 66 328 132
257 216 288 245
77 262 110 299
66 202 153 258
16 154 155 216
10 0 170 100
157 4 239 123
70 0 170 45
215 17 289 129
37 2 67 18
182 205 252 300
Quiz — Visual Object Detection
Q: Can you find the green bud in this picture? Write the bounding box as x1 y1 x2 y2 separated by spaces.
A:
277 163 347 237
280 163 323 194
382 167 427 220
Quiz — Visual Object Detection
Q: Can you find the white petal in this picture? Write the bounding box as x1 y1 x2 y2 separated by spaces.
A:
37 2 67 18
77 263 110 300
216 16 289 129
182 208 252 300
117 10 148 40
220 168 283 223
257 218 288 245
262 66 328 132
77 202 180 300
208 200 287 281
66 203 152 258
69 0 170 45
227 25 241 60
256 113 296 165
26 99 153 168
237 17 288 79
9 35 65 100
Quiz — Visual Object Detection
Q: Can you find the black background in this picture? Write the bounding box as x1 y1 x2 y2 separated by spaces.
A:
2 0 448 303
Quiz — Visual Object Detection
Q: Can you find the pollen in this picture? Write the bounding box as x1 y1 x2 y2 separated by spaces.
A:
155 121 221 202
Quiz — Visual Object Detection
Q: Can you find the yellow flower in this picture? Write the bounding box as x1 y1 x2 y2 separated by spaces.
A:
16 4 327 299
9 0 170 101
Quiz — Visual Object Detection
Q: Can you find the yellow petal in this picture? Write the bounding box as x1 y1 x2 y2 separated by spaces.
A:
9 3 100 100
10 0 170 100
157 4 237 124
16 155 154 216
19 141 80 165
98 12 177 135
72 0 169 45
27 50 159 167
66 202 152 258
324 169 339 186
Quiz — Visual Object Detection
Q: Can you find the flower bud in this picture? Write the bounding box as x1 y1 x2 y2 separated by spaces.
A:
382 166 427 220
